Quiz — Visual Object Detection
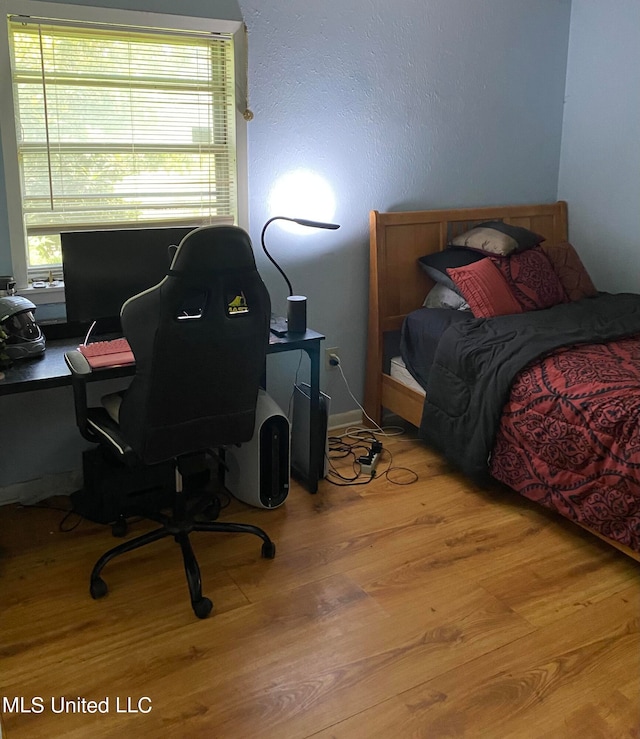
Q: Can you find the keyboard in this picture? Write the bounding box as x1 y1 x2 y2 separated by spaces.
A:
77 338 135 369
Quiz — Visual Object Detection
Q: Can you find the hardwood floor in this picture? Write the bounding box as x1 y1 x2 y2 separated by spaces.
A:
1 429 639 738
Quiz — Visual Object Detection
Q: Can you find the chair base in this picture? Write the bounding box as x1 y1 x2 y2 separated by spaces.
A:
89 518 275 619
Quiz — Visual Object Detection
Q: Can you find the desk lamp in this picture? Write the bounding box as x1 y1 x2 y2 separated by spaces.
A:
261 216 340 335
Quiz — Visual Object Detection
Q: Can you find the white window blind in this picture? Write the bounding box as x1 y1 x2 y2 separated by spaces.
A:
8 17 237 270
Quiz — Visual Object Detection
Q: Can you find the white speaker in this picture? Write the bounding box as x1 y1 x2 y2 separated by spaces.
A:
224 389 290 508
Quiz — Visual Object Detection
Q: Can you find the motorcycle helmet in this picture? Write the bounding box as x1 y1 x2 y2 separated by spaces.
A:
0 295 46 359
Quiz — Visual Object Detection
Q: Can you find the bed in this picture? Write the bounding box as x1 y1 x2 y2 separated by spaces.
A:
364 201 640 560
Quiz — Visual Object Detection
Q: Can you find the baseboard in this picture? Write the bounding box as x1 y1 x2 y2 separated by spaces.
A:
0 410 362 506
328 409 362 430
0 469 82 506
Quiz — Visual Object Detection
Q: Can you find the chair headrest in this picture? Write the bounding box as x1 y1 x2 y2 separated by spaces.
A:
170 226 257 277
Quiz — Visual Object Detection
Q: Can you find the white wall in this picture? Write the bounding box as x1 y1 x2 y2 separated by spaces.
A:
0 0 572 494
558 0 640 293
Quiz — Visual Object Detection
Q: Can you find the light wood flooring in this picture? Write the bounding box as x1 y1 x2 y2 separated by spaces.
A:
1 428 639 738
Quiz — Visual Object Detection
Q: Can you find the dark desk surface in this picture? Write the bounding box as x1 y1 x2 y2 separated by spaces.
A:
1 326 326 492
0 329 325 396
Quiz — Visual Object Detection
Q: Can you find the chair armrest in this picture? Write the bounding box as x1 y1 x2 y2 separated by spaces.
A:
64 350 136 461
64 349 94 442
64 349 92 377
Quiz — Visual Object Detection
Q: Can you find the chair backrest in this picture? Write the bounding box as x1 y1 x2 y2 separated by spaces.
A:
117 225 271 465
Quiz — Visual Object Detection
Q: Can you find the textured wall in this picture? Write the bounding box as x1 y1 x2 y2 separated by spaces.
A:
558 0 640 293
0 0 572 492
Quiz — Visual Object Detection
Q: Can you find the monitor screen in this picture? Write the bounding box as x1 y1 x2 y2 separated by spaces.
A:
61 226 197 324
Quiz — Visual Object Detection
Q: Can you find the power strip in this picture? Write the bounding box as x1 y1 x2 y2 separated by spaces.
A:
358 441 383 476
360 452 381 476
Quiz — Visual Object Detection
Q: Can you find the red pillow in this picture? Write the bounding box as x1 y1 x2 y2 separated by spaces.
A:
489 245 569 312
541 241 597 301
447 259 522 318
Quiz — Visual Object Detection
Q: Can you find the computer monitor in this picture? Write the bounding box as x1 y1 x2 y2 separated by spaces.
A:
61 226 197 325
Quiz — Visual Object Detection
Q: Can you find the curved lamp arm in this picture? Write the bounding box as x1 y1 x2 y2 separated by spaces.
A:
260 216 340 296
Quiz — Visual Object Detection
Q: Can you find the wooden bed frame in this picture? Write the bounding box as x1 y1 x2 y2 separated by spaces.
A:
364 200 569 428
364 199 640 562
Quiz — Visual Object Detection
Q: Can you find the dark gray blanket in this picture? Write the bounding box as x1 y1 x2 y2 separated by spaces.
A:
418 292 640 481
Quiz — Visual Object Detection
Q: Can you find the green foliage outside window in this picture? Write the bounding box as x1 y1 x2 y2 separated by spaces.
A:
11 20 237 272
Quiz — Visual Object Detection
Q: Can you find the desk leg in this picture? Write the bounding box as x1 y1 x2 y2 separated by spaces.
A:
304 340 322 494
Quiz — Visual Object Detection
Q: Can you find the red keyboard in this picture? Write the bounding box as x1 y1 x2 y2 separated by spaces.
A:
78 338 135 368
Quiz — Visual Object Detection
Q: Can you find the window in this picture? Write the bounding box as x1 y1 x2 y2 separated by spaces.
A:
0 3 246 288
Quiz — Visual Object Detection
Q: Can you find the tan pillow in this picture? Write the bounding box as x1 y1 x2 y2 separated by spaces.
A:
541 241 597 301
450 221 544 257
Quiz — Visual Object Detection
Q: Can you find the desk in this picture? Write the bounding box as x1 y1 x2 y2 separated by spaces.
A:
0 328 325 493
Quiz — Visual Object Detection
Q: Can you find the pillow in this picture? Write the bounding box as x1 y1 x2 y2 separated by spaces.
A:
418 247 485 291
450 221 545 257
489 245 569 312
541 241 598 301
447 258 523 318
423 283 470 311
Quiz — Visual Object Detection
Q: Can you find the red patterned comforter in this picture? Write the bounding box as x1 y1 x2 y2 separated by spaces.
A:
490 336 640 551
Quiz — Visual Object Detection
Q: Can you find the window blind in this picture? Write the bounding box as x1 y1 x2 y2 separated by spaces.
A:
8 18 237 269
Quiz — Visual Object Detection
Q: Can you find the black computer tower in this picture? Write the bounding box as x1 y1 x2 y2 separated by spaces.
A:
291 382 330 480
71 447 175 524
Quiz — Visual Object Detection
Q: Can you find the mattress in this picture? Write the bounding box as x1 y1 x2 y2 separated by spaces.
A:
390 355 425 395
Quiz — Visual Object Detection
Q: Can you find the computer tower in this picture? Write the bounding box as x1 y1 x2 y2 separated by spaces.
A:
71 447 175 524
291 382 330 480
225 389 290 508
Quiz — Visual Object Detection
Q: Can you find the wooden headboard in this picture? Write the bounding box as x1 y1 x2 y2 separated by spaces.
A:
364 201 569 426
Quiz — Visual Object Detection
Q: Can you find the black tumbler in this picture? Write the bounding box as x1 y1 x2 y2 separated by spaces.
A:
287 295 307 333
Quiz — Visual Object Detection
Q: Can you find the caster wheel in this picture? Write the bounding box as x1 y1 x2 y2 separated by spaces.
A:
111 519 128 537
202 501 220 521
261 541 276 559
90 577 108 599
192 597 213 619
